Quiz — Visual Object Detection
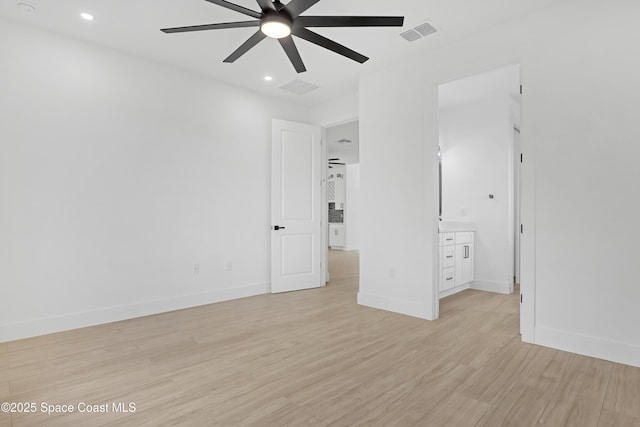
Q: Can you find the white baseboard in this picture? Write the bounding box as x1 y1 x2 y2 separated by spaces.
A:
357 291 431 320
471 279 512 294
439 284 470 299
535 326 640 368
0 282 270 343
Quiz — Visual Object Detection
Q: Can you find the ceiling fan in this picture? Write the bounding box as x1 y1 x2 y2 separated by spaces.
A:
161 0 404 73
328 158 345 168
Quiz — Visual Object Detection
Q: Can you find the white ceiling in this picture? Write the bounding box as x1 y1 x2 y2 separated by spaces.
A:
438 64 521 109
0 0 560 107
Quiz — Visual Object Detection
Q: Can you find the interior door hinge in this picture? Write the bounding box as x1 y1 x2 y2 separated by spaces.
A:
520 224 523 234
520 85 523 95
521 294 523 303
520 153 523 163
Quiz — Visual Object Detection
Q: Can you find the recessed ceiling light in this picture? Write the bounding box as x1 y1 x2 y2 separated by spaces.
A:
264 76 273 82
80 12 94 21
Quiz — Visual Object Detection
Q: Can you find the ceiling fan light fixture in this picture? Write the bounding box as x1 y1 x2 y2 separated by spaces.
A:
261 17 291 39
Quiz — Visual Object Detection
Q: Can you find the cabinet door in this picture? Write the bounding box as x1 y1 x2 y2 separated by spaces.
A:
455 243 474 286
461 243 474 283
336 227 346 247
454 244 465 286
330 226 345 247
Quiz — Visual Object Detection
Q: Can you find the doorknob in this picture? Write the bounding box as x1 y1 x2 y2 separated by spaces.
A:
273 225 286 231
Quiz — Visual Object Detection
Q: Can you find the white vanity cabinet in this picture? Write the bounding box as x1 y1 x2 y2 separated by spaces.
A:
329 223 345 248
439 229 474 297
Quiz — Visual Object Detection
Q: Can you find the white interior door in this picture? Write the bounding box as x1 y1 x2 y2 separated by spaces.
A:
271 119 322 293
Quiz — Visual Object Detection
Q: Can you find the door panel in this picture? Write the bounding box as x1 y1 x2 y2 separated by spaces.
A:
282 133 313 220
281 234 314 276
271 119 322 293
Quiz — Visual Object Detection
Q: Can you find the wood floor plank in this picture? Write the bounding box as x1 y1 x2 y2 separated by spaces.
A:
602 363 640 419
475 384 549 426
1 250 637 426
597 408 640 427
537 355 613 427
0 381 9 400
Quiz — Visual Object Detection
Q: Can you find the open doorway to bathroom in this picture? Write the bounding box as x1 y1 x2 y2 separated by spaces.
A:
326 120 360 288
436 64 522 327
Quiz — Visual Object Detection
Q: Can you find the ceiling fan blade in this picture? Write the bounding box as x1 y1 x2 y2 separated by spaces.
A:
296 16 404 28
204 0 262 19
284 0 320 18
255 0 276 12
278 36 307 73
161 20 260 34
223 30 267 63
293 27 368 63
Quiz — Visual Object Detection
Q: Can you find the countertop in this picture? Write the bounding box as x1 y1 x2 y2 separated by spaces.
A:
439 221 476 232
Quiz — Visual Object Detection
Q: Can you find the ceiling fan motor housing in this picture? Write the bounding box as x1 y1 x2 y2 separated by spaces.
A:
261 10 293 38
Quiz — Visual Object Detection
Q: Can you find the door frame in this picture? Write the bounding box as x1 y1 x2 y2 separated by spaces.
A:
513 126 522 286
317 115 359 286
431 59 535 343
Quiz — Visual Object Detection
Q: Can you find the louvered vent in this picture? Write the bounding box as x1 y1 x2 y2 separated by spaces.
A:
400 29 421 42
279 79 319 95
400 21 437 42
415 22 437 37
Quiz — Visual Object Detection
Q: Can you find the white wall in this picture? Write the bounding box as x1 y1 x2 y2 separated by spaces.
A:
359 64 435 319
439 96 514 293
358 0 640 367
0 19 309 342
345 164 360 251
309 92 358 127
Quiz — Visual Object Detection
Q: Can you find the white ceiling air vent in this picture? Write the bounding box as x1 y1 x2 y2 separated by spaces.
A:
279 79 319 96
400 20 437 42
400 29 421 42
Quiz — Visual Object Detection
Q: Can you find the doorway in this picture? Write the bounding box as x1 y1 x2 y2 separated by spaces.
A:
325 120 360 285
436 64 522 326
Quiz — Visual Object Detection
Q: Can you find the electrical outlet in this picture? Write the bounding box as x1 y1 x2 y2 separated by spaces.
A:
193 264 200 275
225 261 232 272
389 267 396 279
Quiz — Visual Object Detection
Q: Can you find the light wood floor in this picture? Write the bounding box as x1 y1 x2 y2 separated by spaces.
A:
1 250 639 426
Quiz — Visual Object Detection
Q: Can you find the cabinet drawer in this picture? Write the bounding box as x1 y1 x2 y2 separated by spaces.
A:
442 267 455 290
442 245 455 268
441 233 455 246
455 232 474 244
